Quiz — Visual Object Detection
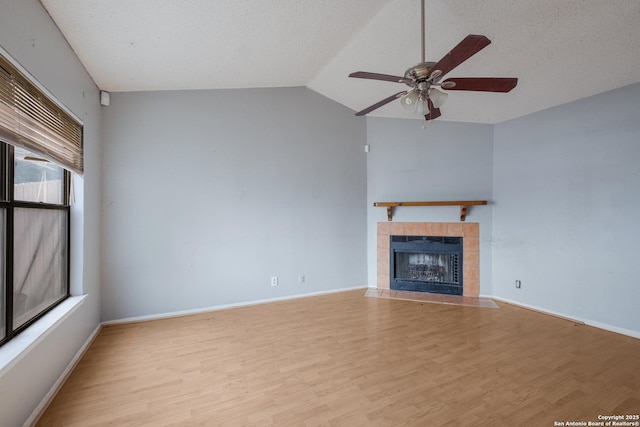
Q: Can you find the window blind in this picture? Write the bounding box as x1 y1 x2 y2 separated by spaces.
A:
0 54 83 175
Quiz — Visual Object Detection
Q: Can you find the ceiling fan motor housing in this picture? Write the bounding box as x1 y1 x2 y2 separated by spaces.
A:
404 62 437 84
401 61 449 113
403 62 449 101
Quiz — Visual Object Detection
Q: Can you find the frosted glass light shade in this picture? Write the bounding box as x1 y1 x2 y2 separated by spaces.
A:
415 94 429 115
429 88 448 108
400 89 420 112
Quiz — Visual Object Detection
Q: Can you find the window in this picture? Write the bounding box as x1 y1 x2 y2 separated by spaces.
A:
1 143 70 345
0 50 80 346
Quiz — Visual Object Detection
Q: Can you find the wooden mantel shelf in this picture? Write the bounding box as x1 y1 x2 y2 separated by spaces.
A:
374 200 488 222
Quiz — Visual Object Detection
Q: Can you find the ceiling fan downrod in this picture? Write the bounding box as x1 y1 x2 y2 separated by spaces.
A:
420 0 425 63
399 0 446 116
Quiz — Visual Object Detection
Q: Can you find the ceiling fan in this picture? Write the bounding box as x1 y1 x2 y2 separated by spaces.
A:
349 0 517 121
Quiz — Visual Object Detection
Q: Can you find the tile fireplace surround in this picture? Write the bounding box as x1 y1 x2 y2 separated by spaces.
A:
377 222 480 297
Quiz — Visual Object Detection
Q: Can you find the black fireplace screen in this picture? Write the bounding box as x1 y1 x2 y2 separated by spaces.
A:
390 235 463 295
394 252 459 284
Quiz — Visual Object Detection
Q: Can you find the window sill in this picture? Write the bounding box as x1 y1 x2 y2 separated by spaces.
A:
0 295 87 376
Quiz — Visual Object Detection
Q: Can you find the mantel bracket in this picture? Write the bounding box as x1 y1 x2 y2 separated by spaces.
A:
460 205 468 222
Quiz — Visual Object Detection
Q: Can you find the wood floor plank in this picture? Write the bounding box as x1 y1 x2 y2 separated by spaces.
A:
36 290 640 426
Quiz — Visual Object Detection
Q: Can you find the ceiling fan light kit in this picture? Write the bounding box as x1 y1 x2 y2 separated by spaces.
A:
428 88 448 108
400 88 420 111
349 0 517 121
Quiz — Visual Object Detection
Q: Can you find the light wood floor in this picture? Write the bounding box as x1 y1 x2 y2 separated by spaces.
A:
37 289 640 426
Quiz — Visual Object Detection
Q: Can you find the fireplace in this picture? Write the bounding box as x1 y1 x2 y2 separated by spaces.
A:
377 222 479 297
390 236 463 295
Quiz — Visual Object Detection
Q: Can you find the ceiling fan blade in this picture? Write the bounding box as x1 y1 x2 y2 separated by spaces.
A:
349 71 412 85
429 35 491 78
425 99 441 121
355 91 408 116
442 77 518 92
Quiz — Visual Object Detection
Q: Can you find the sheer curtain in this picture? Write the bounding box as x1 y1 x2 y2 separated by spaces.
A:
12 208 67 329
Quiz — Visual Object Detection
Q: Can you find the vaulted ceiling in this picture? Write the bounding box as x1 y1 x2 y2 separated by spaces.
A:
41 0 640 123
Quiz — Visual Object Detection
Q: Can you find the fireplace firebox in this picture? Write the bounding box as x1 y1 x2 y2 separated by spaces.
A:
390 235 463 295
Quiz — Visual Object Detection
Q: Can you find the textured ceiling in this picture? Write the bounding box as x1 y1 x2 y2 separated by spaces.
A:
41 0 640 123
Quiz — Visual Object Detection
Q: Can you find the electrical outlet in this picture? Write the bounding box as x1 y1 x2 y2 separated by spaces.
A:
299 274 305 285
515 280 521 289
271 276 278 287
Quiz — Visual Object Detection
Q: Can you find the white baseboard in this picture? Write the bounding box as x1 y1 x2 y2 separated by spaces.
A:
102 286 368 326
490 295 640 340
581 319 640 340
25 323 102 427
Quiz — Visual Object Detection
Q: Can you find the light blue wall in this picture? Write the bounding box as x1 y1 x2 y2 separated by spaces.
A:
365 118 494 294
0 0 102 426
1 1 639 424
101 87 367 320
492 82 640 334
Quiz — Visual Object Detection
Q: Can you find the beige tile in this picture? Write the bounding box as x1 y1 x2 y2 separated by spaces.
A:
463 236 479 252
479 299 498 308
393 222 411 236
427 293 446 303
440 294 462 304
477 299 500 309
378 288 391 297
464 279 479 297
447 223 463 236
462 222 479 237
412 292 431 301
377 222 393 236
464 263 479 281
403 222 425 236
377 234 390 249
419 223 434 235
364 288 380 298
460 297 478 306
390 222 406 235
464 251 479 268
366 288 499 308
377 273 389 289
377 249 390 275
403 291 421 301
430 223 448 236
